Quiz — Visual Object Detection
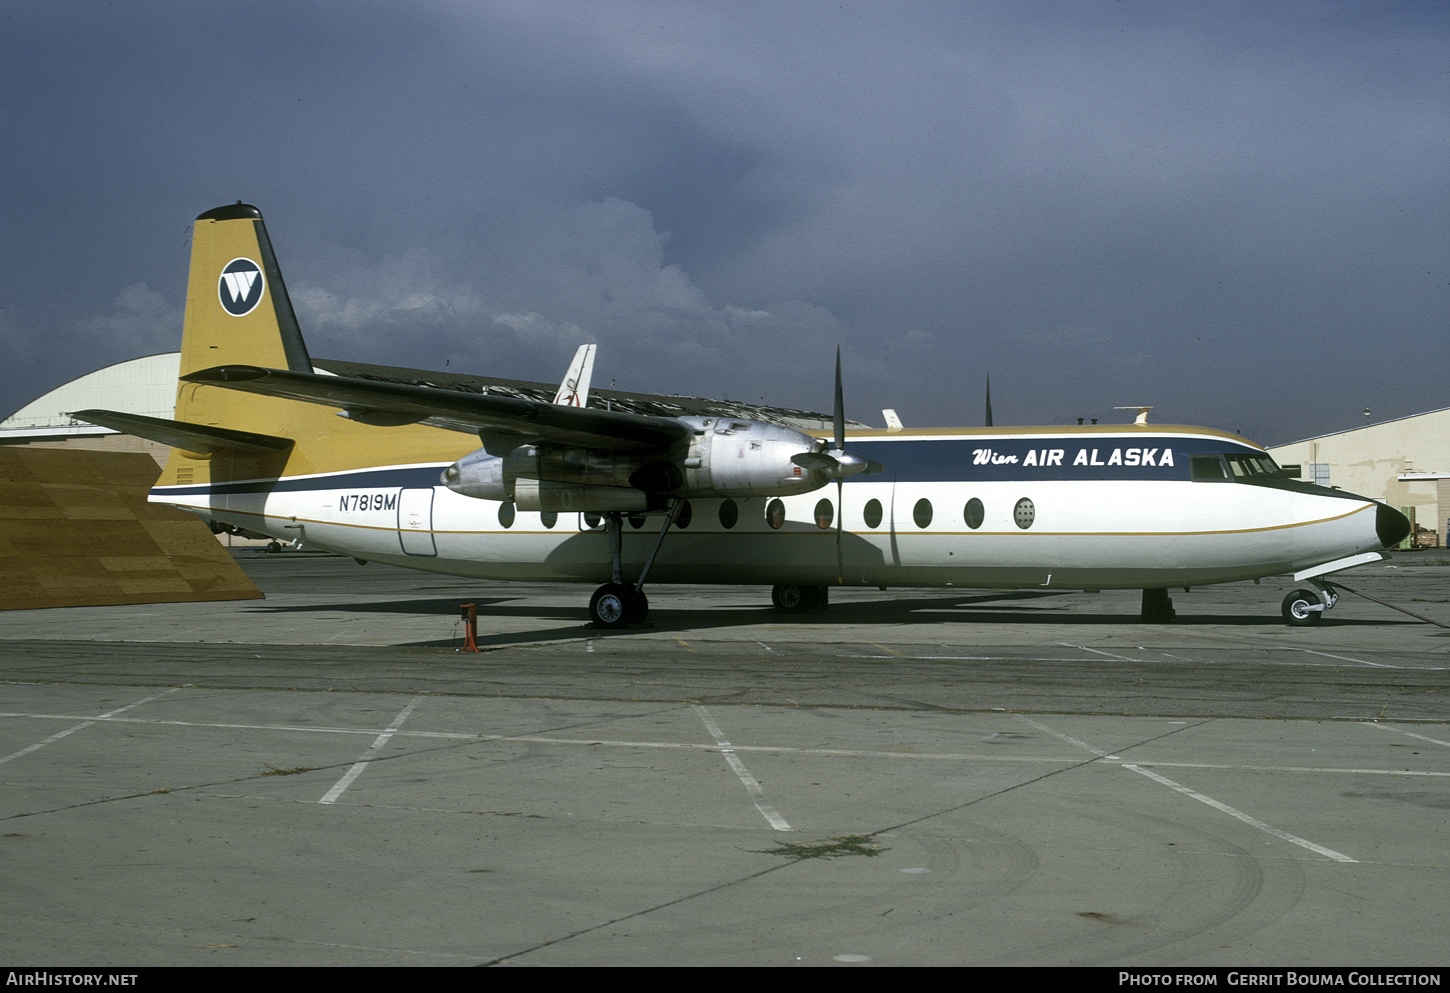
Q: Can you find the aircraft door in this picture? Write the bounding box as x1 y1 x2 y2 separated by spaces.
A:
398 487 437 556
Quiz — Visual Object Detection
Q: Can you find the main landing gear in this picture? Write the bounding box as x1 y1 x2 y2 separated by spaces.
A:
1282 580 1339 627
587 504 675 629
771 584 830 613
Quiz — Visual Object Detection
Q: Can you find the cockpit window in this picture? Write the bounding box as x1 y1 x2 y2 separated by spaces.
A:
1225 454 1281 478
1190 456 1228 481
1192 453 1282 482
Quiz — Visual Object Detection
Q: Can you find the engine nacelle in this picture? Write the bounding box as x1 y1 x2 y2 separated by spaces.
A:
441 448 509 501
679 417 823 496
440 416 828 508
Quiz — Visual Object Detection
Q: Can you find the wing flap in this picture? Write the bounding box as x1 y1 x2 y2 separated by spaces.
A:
182 365 693 452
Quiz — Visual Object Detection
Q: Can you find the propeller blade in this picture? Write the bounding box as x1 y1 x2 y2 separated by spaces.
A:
833 346 845 454
835 476 844 584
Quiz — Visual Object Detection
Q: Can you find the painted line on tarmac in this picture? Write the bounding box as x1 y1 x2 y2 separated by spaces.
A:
6 709 1441 778
1060 642 1144 662
1016 714 1115 758
1124 763 1357 863
319 696 424 804
0 689 178 768
1362 722 1450 749
693 704 792 832
1285 648 1396 668
1119 759 1450 778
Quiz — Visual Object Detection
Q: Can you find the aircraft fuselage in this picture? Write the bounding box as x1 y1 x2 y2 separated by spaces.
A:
152 425 1397 593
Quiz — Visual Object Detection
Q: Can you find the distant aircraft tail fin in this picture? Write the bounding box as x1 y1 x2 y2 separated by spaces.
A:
553 343 597 406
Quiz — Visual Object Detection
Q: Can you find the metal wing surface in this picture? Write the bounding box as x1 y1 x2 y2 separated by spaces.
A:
183 365 693 452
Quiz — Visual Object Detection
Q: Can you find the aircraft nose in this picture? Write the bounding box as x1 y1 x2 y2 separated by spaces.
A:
1376 503 1411 548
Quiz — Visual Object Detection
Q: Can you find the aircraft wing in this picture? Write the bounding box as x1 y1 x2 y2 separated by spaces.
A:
183 365 694 453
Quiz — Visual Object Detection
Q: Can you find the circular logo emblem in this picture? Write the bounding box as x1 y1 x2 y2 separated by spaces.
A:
218 257 265 316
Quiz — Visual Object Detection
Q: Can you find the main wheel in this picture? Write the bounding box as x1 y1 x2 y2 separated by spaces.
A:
772 584 812 612
590 583 635 628
1282 589 1322 627
771 584 828 612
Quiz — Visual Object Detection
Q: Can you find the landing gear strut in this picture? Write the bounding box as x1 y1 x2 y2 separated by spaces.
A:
587 503 674 629
771 584 829 612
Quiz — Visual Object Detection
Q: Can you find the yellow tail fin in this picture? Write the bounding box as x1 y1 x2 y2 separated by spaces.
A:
157 203 465 490
162 203 316 485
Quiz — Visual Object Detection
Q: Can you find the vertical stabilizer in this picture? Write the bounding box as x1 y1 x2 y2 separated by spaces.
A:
180 203 312 381
157 203 468 491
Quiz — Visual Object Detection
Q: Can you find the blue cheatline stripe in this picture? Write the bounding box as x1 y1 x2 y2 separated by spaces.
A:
150 434 1264 496
152 465 446 497
844 436 1256 482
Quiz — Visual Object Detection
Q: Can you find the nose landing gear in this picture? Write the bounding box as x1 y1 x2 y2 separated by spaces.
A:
1282 580 1338 626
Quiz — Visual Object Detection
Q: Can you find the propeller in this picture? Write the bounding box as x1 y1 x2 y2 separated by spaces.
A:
790 348 884 582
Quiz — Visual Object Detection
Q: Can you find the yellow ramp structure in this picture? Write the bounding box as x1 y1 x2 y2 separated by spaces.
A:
0 448 262 609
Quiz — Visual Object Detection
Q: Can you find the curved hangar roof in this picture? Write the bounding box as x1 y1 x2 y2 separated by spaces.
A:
0 353 182 442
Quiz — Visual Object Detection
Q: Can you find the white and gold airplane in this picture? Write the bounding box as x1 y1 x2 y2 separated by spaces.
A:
77 203 1409 628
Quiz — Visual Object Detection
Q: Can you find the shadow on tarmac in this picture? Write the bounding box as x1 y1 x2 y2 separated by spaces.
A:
236 588 1415 651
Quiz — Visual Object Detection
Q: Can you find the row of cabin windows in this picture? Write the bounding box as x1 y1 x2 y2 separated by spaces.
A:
495 452 1275 528
496 496 1036 531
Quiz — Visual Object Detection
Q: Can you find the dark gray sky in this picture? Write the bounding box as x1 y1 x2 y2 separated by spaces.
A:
2 1 1445 445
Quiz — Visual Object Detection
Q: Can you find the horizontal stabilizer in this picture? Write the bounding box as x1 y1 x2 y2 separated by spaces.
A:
71 409 294 455
183 365 693 452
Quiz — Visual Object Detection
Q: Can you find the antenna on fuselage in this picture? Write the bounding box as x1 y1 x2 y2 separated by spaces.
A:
985 375 993 427
1115 406 1154 426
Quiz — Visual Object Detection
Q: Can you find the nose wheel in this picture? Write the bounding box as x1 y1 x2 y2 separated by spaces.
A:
1282 580 1337 626
1282 588 1323 626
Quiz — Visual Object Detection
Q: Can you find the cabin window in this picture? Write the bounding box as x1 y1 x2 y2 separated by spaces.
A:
583 512 603 530
719 499 739 529
1013 497 1035 529
675 500 693 529
964 498 984 530
863 498 883 529
628 512 647 529
541 511 557 529
498 502 516 529
913 498 932 529
1190 456 1229 481
814 498 834 530
766 498 786 529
